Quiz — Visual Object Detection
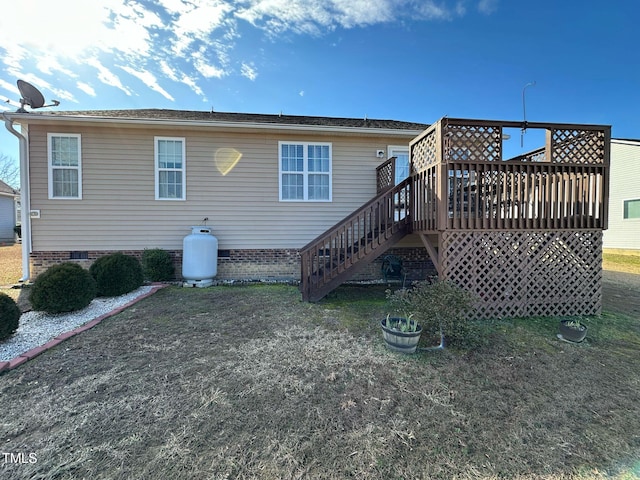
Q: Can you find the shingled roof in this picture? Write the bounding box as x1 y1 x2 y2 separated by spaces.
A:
0 179 18 196
40 109 430 131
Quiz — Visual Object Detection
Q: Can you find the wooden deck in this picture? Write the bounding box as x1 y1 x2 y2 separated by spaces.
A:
301 117 610 315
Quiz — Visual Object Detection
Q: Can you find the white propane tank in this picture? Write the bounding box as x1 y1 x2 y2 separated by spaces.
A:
182 226 218 287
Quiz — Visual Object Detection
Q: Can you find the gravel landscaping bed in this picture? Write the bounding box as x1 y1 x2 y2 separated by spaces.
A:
0 286 154 362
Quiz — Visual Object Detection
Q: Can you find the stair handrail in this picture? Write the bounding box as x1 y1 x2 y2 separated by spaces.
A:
300 177 412 301
300 176 412 252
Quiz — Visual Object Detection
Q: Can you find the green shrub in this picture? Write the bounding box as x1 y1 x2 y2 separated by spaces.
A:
387 277 478 349
0 292 20 341
141 248 174 282
29 263 97 314
90 253 143 297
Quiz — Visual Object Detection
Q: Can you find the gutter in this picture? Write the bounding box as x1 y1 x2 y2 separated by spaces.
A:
3 112 31 282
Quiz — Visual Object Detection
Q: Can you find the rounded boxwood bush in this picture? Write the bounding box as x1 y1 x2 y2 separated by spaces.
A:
0 292 20 341
29 263 97 314
90 253 143 297
142 248 174 282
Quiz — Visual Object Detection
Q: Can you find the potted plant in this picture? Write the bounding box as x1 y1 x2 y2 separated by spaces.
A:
380 314 423 354
558 316 588 343
383 277 476 353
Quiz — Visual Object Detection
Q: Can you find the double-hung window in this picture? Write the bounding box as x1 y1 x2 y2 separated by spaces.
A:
155 137 186 200
279 142 331 201
48 133 82 199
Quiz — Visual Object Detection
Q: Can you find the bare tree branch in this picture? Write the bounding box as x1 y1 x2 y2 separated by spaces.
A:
0 153 19 189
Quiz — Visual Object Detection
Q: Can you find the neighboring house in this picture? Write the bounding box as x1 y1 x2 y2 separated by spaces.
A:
0 179 18 243
4 109 610 318
603 138 640 252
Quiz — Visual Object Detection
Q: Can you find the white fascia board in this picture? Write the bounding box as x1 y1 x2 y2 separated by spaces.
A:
611 138 640 146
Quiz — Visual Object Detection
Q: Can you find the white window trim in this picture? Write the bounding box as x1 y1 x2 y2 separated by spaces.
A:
388 145 410 183
622 197 640 220
278 141 332 202
155 136 186 201
48 133 82 200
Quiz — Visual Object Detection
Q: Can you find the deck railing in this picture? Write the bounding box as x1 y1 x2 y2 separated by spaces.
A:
300 177 411 301
408 118 610 232
376 156 396 193
444 161 607 230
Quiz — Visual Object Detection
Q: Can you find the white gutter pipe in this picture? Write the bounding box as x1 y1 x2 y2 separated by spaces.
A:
3 112 31 282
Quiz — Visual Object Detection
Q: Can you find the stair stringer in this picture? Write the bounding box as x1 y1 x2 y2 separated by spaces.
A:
304 225 409 302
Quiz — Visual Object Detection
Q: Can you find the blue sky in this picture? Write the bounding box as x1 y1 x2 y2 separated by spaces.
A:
1 0 638 180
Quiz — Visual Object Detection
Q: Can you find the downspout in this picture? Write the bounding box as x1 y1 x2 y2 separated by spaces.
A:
3 112 31 282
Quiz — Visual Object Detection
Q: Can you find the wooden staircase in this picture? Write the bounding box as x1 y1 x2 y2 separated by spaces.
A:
300 177 411 301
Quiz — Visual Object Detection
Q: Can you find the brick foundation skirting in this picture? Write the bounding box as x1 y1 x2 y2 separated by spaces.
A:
29 247 435 283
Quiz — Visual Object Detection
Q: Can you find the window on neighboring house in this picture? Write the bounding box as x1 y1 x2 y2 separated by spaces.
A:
155 137 186 200
623 199 640 219
48 133 82 199
279 142 332 201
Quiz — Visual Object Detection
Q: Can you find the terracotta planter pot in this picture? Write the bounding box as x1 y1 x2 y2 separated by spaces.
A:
381 317 422 354
559 320 588 343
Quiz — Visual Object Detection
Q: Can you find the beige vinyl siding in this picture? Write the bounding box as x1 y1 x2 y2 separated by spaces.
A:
27 123 414 251
603 141 640 250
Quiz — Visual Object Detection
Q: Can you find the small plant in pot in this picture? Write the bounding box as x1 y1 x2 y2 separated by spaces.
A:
383 277 476 353
382 287 423 354
558 316 588 343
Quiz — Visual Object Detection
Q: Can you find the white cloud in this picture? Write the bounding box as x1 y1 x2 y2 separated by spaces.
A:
0 79 16 95
160 61 180 82
330 0 395 27
235 0 454 33
171 1 234 54
180 74 206 99
35 55 77 78
120 66 175 101
478 0 498 14
77 82 97 97
193 50 227 79
156 0 191 15
87 58 133 96
1 2 118 57
0 0 492 104
455 1 467 16
240 63 258 81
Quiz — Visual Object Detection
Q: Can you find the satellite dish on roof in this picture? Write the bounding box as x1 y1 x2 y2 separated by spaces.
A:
7 79 61 113
17 80 46 109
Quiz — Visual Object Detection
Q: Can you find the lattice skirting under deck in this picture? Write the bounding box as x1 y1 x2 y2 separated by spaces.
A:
441 230 602 319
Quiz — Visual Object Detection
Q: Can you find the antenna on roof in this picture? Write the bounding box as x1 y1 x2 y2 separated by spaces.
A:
521 81 536 147
5 80 60 113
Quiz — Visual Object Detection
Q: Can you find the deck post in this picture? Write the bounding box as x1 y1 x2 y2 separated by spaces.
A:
418 233 441 276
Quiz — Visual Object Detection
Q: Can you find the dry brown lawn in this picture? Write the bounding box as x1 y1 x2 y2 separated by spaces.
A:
1 245 639 479
1 281 639 479
0 243 22 286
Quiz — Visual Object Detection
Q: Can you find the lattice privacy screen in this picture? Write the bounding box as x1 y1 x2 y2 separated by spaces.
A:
551 129 606 164
443 124 502 162
411 129 438 173
441 230 602 318
376 159 394 193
